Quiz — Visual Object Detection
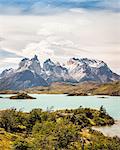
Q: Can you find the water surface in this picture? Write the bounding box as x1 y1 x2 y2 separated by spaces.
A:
93 120 120 138
0 94 120 119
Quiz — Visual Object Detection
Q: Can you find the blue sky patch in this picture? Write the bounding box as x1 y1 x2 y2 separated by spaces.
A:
0 49 20 58
0 0 119 15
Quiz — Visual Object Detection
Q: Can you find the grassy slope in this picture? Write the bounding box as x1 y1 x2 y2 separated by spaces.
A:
0 81 119 96
25 81 120 96
0 128 18 150
24 82 99 94
92 81 120 96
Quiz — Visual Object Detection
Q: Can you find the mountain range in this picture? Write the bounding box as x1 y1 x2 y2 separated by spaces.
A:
0 55 120 90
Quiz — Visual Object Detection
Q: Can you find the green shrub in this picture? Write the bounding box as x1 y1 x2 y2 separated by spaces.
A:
12 138 31 150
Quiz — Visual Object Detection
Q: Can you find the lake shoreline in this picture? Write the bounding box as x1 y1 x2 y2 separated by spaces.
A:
92 120 120 138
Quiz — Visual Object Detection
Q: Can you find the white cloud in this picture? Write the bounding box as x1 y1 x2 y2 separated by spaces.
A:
0 8 120 74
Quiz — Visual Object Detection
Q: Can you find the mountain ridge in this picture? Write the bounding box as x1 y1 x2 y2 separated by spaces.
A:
0 55 120 90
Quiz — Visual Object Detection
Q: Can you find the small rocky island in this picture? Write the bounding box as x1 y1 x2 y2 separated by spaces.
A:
10 93 36 99
67 92 88 96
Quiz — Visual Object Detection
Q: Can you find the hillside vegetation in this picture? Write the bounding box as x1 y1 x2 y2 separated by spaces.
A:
0 107 120 150
25 81 120 96
0 81 119 96
92 81 120 96
24 82 99 94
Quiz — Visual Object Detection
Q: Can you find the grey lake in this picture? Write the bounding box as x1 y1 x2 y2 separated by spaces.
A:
0 94 119 119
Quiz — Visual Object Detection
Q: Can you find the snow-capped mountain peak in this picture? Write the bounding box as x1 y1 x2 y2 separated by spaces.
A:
17 55 41 75
0 55 120 90
43 58 74 83
44 59 55 67
31 55 39 62
18 58 30 70
65 57 120 82
0 68 15 79
66 57 106 70
79 58 106 68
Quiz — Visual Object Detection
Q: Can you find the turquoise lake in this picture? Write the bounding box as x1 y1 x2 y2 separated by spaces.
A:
0 94 120 119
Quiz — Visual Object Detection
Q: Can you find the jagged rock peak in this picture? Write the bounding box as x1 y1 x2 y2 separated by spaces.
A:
21 55 39 62
0 68 14 78
0 55 120 90
17 55 41 75
31 55 39 61
67 57 106 68
21 57 29 61
44 58 54 63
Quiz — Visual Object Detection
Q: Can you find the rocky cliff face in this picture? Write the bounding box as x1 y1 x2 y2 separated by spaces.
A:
0 68 15 79
43 59 75 83
0 55 48 90
65 58 120 83
0 55 119 90
17 55 41 75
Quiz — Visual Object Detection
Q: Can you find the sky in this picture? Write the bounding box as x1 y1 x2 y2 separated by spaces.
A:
0 0 120 74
